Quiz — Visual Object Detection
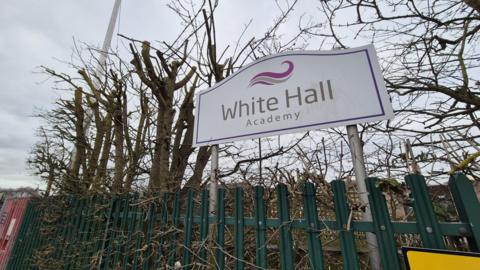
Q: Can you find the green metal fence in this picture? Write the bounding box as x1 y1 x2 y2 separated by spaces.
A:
6 173 480 269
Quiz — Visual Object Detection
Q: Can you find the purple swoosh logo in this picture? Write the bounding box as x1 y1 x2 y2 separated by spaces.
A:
249 60 294 87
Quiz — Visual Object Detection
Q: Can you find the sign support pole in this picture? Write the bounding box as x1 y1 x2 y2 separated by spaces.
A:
258 138 263 181
207 144 219 265
346 124 381 270
209 144 219 215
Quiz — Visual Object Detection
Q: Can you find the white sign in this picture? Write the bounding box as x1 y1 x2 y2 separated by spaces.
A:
193 45 393 146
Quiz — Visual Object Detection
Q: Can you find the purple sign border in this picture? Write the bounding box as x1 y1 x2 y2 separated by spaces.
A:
195 48 385 145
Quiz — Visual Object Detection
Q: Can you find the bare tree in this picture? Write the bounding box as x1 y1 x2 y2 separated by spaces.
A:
314 0 480 180
28 0 321 195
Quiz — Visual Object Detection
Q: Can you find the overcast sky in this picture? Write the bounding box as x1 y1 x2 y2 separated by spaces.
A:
0 0 320 189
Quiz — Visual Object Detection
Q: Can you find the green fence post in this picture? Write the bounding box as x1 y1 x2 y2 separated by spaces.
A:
303 182 324 270
331 180 360 270
123 194 139 270
254 186 267 269
154 192 169 269
104 196 120 269
234 187 245 270
366 178 402 270
23 200 42 269
277 184 294 270
132 206 146 270
97 196 117 270
182 189 195 269
78 196 96 270
52 197 71 265
63 196 81 270
215 188 226 270
84 196 99 268
131 205 144 270
198 189 210 268
72 198 90 269
113 196 130 268
142 196 157 270
93 197 106 268
73 196 90 269
405 174 445 249
168 191 181 267
448 173 480 251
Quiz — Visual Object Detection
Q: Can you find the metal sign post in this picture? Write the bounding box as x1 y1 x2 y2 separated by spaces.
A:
209 144 219 215
208 144 219 266
346 124 381 269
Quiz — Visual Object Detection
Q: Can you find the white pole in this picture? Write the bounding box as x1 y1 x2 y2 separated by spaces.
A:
209 144 219 215
96 0 122 75
258 138 262 181
208 144 219 264
92 1 122 268
346 124 381 270
70 0 122 171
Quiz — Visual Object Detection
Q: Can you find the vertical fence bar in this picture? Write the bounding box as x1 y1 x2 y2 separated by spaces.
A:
142 196 157 270
34 201 46 267
254 186 267 269
366 178 402 270
71 198 88 270
113 196 129 268
215 188 226 270
78 196 95 270
75 197 96 269
303 182 324 270
27 201 40 268
182 190 195 270
45 200 58 268
94 197 108 268
154 193 169 269
63 196 81 270
87 196 99 269
52 197 71 265
448 173 480 251
75 198 90 269
23 200 42 269
405 174 445 249
103 196 120 268
90 196 105 265
198 189 210 268
70 198 84 269
331 180 360 270
123 194 139 270
37 202 49 252
97 196 116 270
234 187 245 270
277 184 294 270
85 195 100 269
132 208 146 269
168 192 181 267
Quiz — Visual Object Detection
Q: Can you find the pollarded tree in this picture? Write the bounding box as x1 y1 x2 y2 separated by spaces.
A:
28 0 319 195
128 40 205 192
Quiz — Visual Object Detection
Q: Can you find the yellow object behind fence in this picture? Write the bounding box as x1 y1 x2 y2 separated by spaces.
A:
403 247 480 270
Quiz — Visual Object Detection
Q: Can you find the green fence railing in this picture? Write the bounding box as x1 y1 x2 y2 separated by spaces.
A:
6 173 480 269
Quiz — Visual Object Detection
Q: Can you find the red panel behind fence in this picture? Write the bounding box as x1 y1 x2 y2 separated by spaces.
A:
0 197 30 270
